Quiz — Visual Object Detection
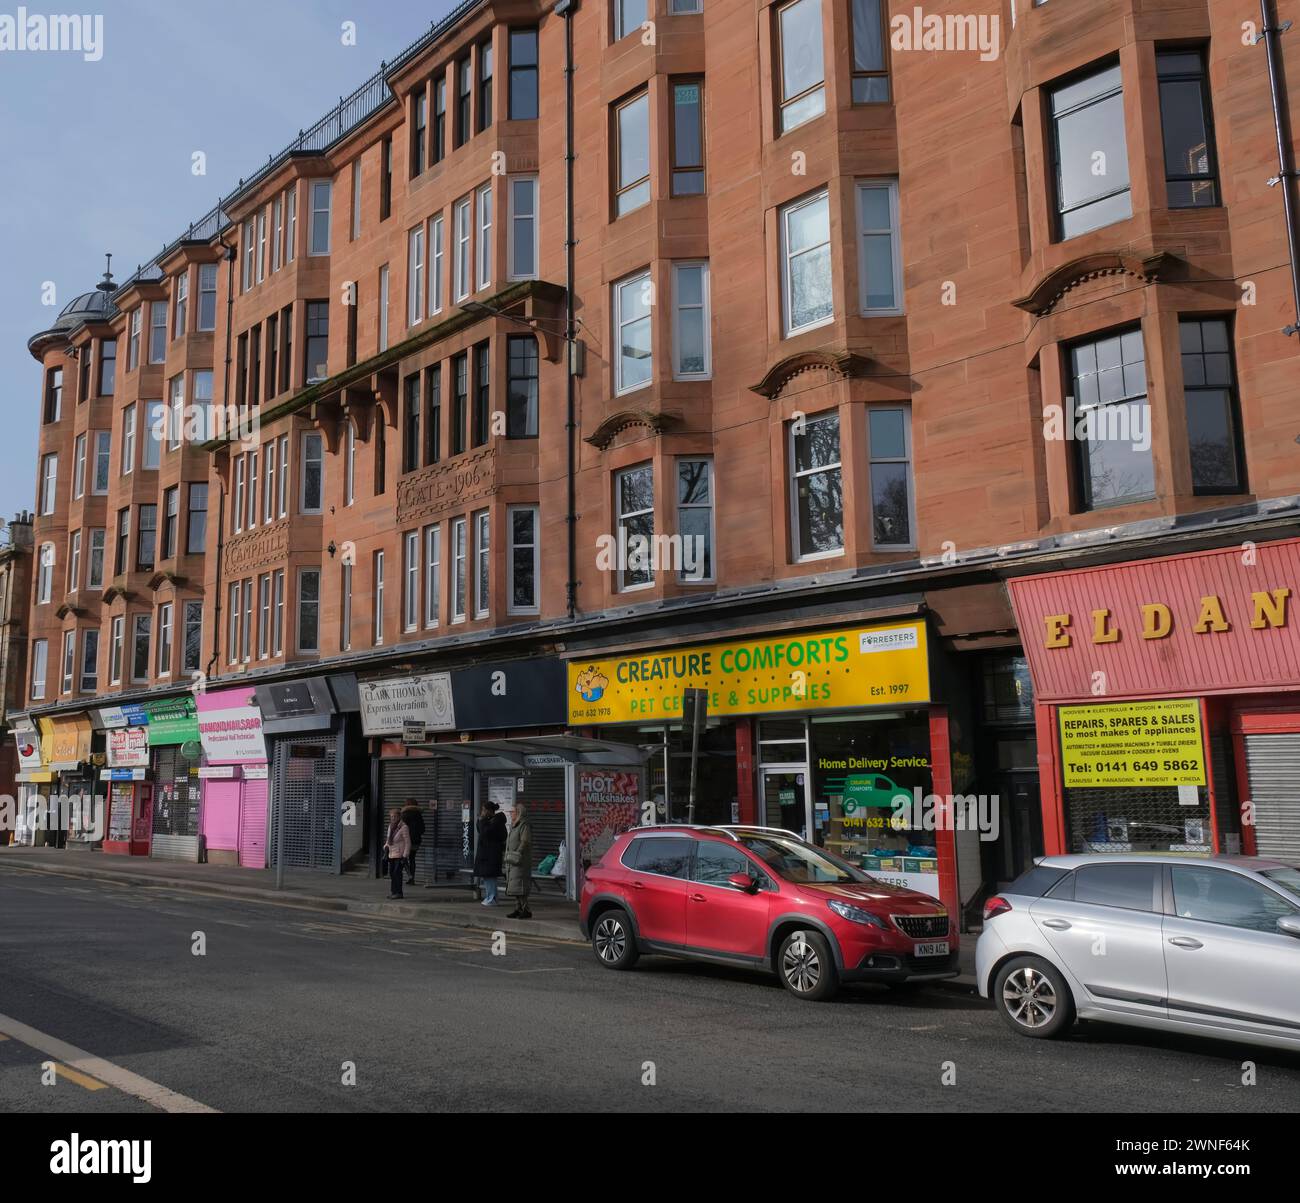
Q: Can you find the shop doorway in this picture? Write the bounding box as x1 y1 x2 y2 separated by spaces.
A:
761 767 809 840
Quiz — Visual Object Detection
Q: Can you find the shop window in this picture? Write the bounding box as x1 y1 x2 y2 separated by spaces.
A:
1067 326 1154 510
776 0 825 134
1179 317 1243 495
981 656 1035 724
1050 63 1131 240
1157 49 1219 208
868 406 914 548
789 410 842 560
850 0 889 103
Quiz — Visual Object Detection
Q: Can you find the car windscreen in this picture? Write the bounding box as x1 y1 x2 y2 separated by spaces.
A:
738 836 864 884
1260 865 1300 898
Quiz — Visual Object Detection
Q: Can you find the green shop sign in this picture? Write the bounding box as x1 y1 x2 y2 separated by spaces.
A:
145 697 200 747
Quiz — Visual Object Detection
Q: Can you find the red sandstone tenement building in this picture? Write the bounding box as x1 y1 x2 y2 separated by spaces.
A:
16 0 1300 920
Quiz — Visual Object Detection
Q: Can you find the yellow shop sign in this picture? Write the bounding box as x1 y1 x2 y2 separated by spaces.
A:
568 621 930 724
1059 698 1206 788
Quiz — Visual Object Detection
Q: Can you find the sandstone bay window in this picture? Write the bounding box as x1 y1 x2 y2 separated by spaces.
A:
374 418 387 496
122 404 136 474
81 628 99 692
93 431 111 494
411 90 427 177
473 341 490 447
404 530 420 631
508 28 538 120
236 334 248 408
31 639 48 700
1068 326 1154 510
278 434 289 516
249 325 262 408
345 420 356 505
452 352 468 455
174 269 189 337
142 399 164 470
615 0 646 41
79 348 92 403
39 453 57 515
256 211 267 284
149 301 168 363
87 529 105 590
351 158 363 240
162 486 178 560
373 550 386 645
670 0 702 11
677 459 714 582
36 543 53 604
433 79 446 165
287 185 298 262
478 39 493 132
267 313 281 395
233 456 246 534
616 463 654 591
128 308 141 371
671 80 705 196
297 569 320 653
615 270 652 393
403 376 421 473
476 182 493 290
273 196 284 271
187 484 207 556
68 531 81 594
1180 317 1243 494
430 214 445 314
379 264 391 350
304 301 329 383
672 261 711 378
182 600 202 673
508 176 537 280
309 180 333 255
157 602 174 676
341 560 353 652
168 375 184 449
44 366 62 422
789 410 843 560
240 580 253 663
115 507 130 576
193 369 214 440
777 0 825 134
242 220 256 291
456 56 472 147
61 630 75 695
856 180 903 314
136 504 157 571
424 523 441 627
454 196 472 302
508 505 539 614
868 407 914 548
1050 63 1131 240
131 614 152 683
615 92 651 217
198 263 218 329
408 224 425 326
474 509 490 618
227 582 240 664
850 0 889 103
258 574 272 659
507 336 538 436
109 617 124 684
73 433 86 498
99 339 116 395
1157 49 1219 208
273 569 285 655
426 365 442 464
781 189 832 336
300 432 324 513
452 516 468 621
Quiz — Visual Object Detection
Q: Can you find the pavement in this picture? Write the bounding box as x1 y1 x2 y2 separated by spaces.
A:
2 865 1297 1113
0 844 981 988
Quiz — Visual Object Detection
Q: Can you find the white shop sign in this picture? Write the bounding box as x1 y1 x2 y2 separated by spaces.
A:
359 673 455 737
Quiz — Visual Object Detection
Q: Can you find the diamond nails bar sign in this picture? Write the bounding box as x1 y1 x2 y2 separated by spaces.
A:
360 673 456 737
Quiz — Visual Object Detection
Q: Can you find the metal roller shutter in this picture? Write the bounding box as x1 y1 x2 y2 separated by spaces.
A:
151 746 201 861
240 778 269 868
270 735 339 870
1243 734 1300 860
519 767 566 871
380 757 472 884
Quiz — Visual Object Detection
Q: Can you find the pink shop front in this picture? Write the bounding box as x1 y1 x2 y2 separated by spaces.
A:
197 686 270 868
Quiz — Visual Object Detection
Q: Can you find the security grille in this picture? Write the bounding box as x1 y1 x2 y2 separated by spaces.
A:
380 757 471 884
1064 784 1211 853
891 914 948 939
151 745 201 860
270 734 339 871
1243 734 1300 860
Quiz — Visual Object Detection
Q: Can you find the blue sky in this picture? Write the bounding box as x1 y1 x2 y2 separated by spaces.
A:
0 0 458 526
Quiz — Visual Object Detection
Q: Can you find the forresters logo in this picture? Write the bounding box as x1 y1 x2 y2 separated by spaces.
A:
50 1133 151 1183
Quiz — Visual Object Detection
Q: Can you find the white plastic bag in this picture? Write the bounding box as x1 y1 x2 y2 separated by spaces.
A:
551 840 568 877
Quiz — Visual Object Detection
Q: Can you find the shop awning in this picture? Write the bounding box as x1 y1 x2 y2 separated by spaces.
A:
409 734 657 771
39 714 92 772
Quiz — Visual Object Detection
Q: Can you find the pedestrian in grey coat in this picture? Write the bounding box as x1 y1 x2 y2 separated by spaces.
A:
504 802 533 919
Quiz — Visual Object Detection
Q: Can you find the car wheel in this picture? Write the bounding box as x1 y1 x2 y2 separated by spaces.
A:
777 929 839 1001
591 908 639 970
993 955 1074 1039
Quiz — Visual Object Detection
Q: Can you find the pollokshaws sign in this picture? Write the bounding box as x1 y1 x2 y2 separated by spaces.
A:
359 673 456 737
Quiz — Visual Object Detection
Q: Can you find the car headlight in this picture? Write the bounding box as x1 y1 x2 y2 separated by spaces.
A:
827 899 886 928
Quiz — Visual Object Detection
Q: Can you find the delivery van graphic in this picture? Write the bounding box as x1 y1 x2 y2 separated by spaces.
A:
575 666 609 703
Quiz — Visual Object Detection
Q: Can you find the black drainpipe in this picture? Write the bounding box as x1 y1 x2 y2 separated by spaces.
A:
556 0 579 619
1260 0 1300 336
206 230 239 682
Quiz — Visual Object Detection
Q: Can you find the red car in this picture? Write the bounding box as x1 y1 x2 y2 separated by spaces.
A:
579 825 958 1001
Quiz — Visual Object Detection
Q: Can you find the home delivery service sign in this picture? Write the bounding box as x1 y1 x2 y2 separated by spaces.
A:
568 621 929 724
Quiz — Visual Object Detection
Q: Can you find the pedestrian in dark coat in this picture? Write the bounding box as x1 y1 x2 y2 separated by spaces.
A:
504 802 533 919
400 797 425 884
473 801 507 906
384 809 411 900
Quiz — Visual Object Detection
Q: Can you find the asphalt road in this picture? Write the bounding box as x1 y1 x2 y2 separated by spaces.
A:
1 864 1297 1113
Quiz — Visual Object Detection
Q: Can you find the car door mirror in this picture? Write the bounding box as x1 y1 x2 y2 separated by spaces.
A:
1276 914 1300 939
727 873 758 893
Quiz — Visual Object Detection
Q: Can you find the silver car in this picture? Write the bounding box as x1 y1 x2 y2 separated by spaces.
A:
976 854 1300 1052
